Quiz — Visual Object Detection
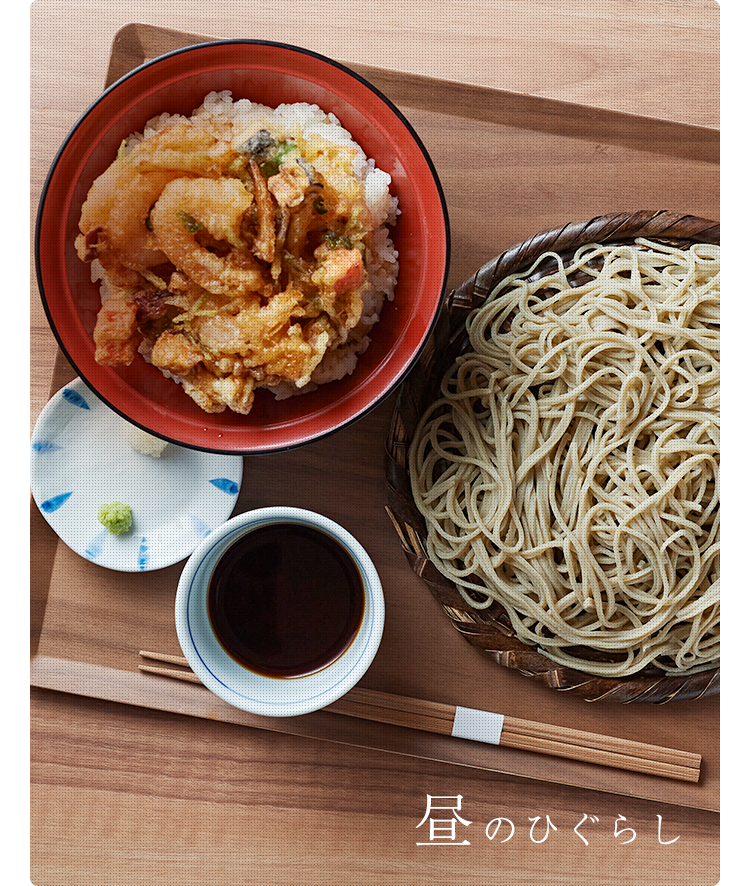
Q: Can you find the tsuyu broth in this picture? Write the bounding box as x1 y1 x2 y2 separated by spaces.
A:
207 523 365 678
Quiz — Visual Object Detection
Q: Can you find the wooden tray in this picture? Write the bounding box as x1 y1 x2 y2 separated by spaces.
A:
30 23 719 812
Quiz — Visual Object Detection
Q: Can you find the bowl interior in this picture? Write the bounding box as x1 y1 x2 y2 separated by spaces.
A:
37 41 449 454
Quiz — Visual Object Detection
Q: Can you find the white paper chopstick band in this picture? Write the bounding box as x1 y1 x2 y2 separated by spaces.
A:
451 706 505 745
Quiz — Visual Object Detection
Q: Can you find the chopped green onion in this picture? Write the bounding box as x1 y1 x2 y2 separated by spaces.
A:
260 141 297 177
177 210 204 233
225 155 252 183
323 230 353 250
141 270 167 290
172 293 208 325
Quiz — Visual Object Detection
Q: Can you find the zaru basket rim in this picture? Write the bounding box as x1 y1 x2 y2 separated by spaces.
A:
385 210 720 704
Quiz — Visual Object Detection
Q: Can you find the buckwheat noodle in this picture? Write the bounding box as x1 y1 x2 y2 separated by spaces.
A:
409 239 719 677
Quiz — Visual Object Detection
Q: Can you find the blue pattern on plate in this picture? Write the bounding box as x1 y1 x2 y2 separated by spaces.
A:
31 379 243 571
210 478 239 495
41 491 73 513
32 440 63 454
138 537 149 570
85 528 108 560
62 388 90 410
189 514 212 538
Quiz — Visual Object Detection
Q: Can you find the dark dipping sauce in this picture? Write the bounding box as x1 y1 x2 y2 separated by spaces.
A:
208 523 365 678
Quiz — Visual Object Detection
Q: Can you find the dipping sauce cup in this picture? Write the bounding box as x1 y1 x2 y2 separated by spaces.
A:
175 507 385 717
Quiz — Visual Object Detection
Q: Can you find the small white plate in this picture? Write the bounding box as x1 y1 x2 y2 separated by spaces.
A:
31 378 243 572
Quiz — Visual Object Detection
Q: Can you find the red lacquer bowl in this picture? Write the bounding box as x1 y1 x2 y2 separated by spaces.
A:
36 40 449 454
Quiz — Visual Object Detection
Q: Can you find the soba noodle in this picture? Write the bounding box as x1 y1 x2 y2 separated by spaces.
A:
409 238 719 677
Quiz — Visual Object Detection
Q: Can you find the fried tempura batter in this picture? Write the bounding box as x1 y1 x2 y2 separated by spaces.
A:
76 106 381 415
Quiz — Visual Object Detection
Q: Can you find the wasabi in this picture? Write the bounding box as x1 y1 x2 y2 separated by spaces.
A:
98 502 133 535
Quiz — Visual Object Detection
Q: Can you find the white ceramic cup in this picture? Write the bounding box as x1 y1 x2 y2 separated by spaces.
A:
175 507 385 717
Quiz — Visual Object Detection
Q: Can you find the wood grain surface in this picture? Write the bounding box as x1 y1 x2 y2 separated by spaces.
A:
30 3 721 884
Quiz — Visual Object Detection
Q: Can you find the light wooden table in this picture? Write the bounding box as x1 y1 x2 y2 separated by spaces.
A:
30 3 720 884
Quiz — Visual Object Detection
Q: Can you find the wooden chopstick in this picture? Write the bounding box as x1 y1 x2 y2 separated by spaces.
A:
138 650 701 782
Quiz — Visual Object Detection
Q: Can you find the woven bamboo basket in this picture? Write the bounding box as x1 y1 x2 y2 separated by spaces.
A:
385 210 720 704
